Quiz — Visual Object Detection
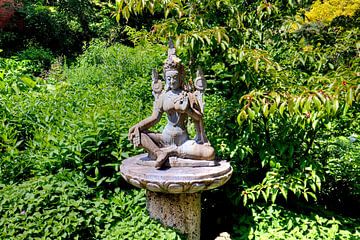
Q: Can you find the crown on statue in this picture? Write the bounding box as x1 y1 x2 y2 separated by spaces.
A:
163 38 185 76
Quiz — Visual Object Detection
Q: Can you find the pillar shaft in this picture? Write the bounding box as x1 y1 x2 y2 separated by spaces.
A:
146 191 201 240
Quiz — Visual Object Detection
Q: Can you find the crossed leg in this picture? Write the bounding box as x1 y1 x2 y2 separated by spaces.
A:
138 132 215 168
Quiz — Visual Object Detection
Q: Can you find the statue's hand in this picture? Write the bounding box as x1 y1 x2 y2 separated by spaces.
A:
128 125 139 142
174 92 188 112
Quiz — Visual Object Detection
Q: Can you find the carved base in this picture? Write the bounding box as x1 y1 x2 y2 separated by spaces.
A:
120 153 233 194
146 191 201 240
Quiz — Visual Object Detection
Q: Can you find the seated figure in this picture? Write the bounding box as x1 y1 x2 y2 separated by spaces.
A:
128 41 215 168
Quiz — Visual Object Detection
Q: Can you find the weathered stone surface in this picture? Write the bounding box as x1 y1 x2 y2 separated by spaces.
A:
120 153 233 194
146 191 201 240
137 155 219 167
127 40 216 169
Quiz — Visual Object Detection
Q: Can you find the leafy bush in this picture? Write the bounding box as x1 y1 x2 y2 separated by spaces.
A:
0 41 165 186
1 0 126 55
0 41 184 238
0 171 181 239
15 45 54 71
0 56 41 94
113 0 360 237
305 0 360 23
232 204 360 240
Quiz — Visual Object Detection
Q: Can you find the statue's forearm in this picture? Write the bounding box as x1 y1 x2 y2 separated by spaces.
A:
193 118 209 143
137 112 161 131
187 109 202 121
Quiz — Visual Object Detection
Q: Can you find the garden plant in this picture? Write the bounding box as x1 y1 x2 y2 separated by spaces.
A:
0 0 359 239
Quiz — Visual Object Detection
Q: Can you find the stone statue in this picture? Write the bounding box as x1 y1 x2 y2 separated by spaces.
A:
128 40 215 168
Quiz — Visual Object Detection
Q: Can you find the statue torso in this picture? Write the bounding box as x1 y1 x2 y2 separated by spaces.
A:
159 90 189 145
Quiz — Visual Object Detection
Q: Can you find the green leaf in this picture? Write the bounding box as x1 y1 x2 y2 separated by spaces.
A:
247 108 256 120
287 219 293 230
303 191 308 201
96 177 107 187
21 76 36 88
307 192 317 201
279 102 286 116
312 119 319 129
243 194 248 206
346 88 353 105
310 182 316 192
216 30 222 43
315 175 321 190
237 110 248 125
255 58 260 72
262 103 269 118
280 186 288 200
271 189 278 203
269 103 277 114
123 5 130 20
313 96 322 110
261 189 268 202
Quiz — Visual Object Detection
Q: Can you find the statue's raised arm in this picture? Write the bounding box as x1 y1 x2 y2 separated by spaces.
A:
128 40 215 169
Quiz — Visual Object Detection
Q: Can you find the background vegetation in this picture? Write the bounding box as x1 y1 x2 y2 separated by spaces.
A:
1 0 359 239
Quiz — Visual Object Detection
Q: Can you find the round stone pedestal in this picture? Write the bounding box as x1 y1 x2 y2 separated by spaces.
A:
120 153 232 239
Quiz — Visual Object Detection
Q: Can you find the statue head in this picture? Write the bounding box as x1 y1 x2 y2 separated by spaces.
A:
165 70 181 90
164 38 185 91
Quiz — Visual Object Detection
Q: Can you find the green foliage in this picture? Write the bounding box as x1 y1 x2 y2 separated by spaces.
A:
0 41 183 239
1 0 359 237
1 0 123 55
15 45 54 64
233 204 360 240
305 0 360 23
0 41 164 186
113 0 360 208
319 134 360 212
114 1 360 237
0 171 180 239
0 56 40 94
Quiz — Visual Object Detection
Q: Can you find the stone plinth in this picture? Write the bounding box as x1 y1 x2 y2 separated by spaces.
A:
120 154 232 194
146 192 201 240
120 153 232 239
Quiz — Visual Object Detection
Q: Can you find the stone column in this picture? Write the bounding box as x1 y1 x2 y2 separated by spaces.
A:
146 191 201 240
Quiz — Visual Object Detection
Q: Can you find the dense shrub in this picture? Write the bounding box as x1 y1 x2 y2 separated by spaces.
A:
0 170 181 239
232 204 360 239
1 0 359 236
0 41 165 186
15 45 54 71
0 41 184 239
305 0 360 23
112 0 359 238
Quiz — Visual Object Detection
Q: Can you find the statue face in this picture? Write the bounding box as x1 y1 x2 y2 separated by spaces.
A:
166 70 180 90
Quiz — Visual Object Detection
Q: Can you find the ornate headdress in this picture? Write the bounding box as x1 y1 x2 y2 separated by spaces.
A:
163 39 185 82
152 39 187 95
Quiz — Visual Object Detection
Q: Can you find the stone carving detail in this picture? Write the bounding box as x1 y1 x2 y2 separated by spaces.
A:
128 39 215 169
120 154 233 194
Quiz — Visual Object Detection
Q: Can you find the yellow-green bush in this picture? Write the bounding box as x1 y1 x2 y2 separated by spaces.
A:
305 0 360 23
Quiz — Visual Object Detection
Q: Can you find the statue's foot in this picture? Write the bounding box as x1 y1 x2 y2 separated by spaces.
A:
154 151 168 169
154 145 178 169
